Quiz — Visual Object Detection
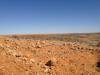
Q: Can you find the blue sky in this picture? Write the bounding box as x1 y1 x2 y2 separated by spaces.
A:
0 0 100 34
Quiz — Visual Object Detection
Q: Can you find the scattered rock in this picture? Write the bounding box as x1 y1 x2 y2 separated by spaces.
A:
15 54 21 57
96 61 100 72
45 60 54 69
30 58 35 63
36 45 42 48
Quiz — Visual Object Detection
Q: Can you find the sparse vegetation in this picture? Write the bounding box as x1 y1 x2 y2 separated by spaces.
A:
0 33 100 75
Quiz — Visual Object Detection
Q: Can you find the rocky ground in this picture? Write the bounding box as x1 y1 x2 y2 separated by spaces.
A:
0 33 100 75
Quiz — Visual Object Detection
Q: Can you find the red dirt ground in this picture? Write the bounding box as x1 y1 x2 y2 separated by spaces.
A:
0 33 100 75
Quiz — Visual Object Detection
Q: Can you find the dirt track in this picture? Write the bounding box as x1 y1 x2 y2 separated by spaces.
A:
0 34 100 75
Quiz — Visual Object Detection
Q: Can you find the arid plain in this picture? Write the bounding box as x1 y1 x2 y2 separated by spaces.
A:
0 33 100 75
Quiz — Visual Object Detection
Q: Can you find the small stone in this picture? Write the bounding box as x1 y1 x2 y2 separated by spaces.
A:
15 54 21 57
96 61 100 72
30 58 35 63
36 45 42 48
45 60 54 69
